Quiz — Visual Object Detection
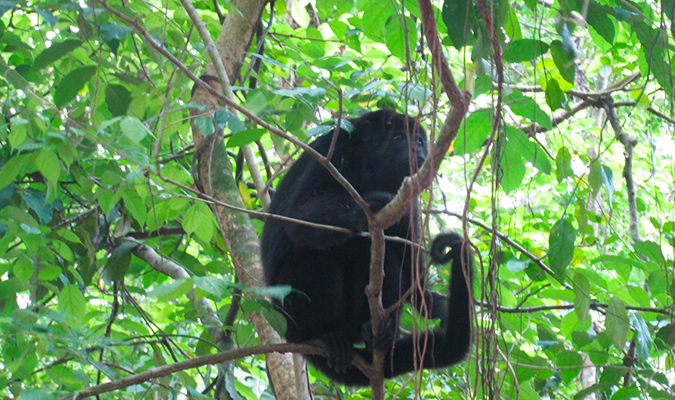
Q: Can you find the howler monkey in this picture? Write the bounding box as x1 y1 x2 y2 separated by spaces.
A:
261 109 472 385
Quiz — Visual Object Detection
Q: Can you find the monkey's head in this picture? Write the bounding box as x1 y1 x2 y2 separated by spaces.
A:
353 110 428 193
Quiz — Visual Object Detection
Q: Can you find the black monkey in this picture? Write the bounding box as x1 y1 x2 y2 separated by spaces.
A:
261 109 472 385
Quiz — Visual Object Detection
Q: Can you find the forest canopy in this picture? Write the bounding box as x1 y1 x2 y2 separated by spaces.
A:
0 0 674 399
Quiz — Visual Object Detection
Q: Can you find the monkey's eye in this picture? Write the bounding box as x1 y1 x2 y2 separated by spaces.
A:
393 132 406 140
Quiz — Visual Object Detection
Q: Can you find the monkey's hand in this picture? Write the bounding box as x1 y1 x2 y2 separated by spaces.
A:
312 333 354 374
361 316 397 354
355 192 395 232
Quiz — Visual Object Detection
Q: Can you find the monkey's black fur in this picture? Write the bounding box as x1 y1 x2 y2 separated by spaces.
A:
262 109 472 385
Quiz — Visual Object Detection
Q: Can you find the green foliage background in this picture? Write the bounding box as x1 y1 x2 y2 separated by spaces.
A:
0 0 674 399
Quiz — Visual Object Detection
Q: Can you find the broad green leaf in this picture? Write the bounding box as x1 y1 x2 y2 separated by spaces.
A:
454 109 492 155
53 65 97 107
289 0 310 28
35 149 61 184
588 161 602 198
36 8 57 26
33 39 82 70
300 28 325 58
121 190 148 226
550 40 575 84
148 279 193 302
600 165 614 208
633 240 665 265
606 297 629 349
630 314 653 362
503 39 549 62
21 189 53 224
120 116 149 142
183 202 215 242
442 0 473 49
194 115 215 135
500 143 526 193
105 84 132 117
102 241 139 283
505 127 551 174
357 1 395 41
385 15 418 61
15 389 54 400
586 2 615 45
548 217 577 282
507 90 552 129
59 283 87 321
556 350 582 383
193 276 232 298
573 271 590 322
0 154 26 190
545 77 566 111
99 22 132 53
262 306 288 337
556 146 573 182
37 264 61 281
13 258 33 282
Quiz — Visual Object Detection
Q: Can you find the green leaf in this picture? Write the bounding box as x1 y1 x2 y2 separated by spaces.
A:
507 90 552 129
226 128 266 148
105 84 132 117
13 258 33 282
454 109 492 155
544 77 566 111
33 39 82 70
600 165 614 208
385 15 418 61
555 146 573 182
249 53 291 70
606 296 629 349
300 28 325 58
499 143 526 193
193 276 232 298
357 1 395 41
36 8 57 26
99 22 132 53
37 264 61 281
102 241 139 283
53 65 97 107
630 314 653 362
505 127 551 174
16 388 54 400
21 189 53 224
633 240 665 266
121 190 147 226
35 149 61 184
0 2 16 18
503 39 549 62
148 279 193 302
195 115 215 135
588 161 602 198
442 0 473 49
182 202 215 242
586 1 615 45
59 283 87 321
556 350 582 383
548 217 577 282
252 285 292 300
0 154 26 190
573 271 590 322
550 40 575 84
262 306 288 336
120 116 149 142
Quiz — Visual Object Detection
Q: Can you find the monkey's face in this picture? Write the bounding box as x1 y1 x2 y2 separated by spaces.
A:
365 121 427 192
